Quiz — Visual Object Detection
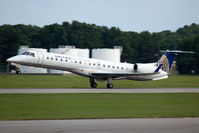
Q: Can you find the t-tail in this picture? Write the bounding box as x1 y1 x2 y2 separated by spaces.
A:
155 50 195 73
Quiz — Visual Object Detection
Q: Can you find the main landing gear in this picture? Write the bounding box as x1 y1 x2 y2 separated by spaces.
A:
90 77 97 88
89 77 114 89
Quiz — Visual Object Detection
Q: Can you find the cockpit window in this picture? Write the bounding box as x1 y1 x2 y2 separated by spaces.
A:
22 52 30 55
22 52 35 57
30 53 35 57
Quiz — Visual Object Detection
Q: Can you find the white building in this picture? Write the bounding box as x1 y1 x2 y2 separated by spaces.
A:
49 45 89 74
17 46 47 73
92 46 123 62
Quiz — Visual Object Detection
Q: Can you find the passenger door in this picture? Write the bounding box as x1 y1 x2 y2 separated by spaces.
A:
37 51 44 65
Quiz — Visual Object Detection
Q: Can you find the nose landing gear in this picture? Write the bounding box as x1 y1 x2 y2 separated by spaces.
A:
107 83 113 89
16 68 21 75
107 77 113 89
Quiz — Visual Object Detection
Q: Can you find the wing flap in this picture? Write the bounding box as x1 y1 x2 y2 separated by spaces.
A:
91 72 160 78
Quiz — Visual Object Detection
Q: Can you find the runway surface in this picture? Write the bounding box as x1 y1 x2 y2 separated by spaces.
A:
0 118 199 133
0 88 199 93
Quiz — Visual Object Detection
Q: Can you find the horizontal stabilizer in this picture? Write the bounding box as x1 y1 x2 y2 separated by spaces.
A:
160 50 195 54
153 75 168 80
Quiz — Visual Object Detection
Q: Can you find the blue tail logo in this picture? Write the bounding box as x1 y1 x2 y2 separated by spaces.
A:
157 52 175 72
155 50 178 72
155 50 194 72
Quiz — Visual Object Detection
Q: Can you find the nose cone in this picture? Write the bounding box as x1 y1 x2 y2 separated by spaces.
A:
7 56 22 63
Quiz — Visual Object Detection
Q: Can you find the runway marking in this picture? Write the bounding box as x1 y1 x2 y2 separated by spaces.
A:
0 118 199 133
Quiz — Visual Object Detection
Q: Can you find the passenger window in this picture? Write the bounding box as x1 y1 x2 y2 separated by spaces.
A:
93 63 96 66
103 65 105 67
51 58 53 60
60 59 63 61
47 57 49 59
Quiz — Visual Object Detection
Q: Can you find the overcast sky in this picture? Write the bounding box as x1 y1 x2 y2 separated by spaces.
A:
0 0 199 32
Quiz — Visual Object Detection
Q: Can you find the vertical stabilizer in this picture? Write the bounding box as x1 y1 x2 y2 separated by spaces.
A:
155 50 194 72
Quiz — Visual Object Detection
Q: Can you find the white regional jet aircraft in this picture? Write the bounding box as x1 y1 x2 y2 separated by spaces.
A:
7 49 193 88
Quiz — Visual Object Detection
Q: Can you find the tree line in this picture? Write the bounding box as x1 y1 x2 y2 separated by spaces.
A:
0 21 198 74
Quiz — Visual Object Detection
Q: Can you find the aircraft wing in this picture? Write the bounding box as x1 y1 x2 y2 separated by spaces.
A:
90 72 160 79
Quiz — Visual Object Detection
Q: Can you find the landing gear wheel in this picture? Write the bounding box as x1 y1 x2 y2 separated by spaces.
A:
90 77 97 88
90 82 97 88
16 70 21 75
107 83 113 89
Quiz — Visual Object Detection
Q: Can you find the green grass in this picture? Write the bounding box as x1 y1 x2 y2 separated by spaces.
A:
0 93 199 120
0 75 199 88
